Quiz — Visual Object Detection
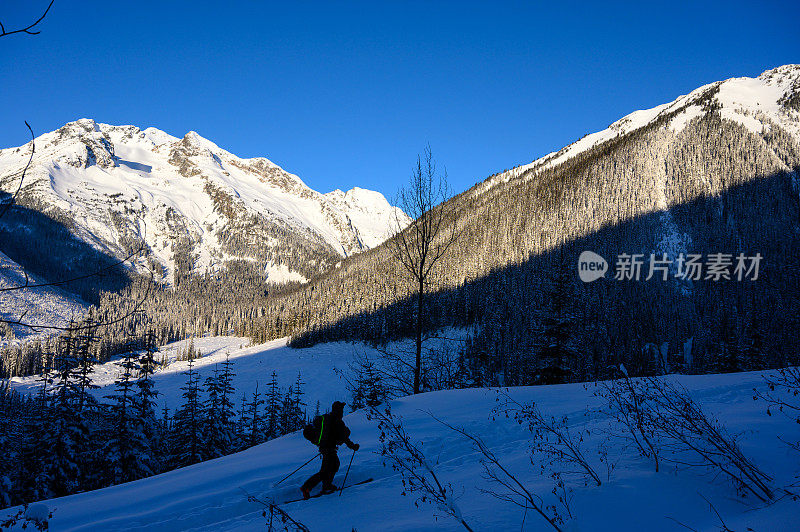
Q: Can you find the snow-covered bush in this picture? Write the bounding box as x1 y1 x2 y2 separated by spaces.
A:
0 503 52 531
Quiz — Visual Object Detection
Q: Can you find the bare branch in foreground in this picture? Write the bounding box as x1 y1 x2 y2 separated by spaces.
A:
0 1 55 38
498 393 604 487
0 121 34 221
430 412 566 532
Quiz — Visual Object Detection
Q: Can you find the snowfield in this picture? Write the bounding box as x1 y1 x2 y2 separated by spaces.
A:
9 336 365 414
5 338 799 531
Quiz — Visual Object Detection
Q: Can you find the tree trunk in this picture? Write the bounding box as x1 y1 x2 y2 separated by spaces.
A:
414 278 423 394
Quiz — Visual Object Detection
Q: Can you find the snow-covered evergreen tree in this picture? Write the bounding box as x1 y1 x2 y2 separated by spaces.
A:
351 357 386 409
136 330 161 472
171 359 204 467
201 356 237 459
265 371 280 439
243 383 265 448
46 328 98 496
102 349 153 484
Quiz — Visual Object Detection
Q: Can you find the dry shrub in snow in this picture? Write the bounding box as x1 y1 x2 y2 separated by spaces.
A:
603 376 774 502
368 405 475 531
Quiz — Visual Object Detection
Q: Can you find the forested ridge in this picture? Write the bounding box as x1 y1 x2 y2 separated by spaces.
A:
262 87 800 383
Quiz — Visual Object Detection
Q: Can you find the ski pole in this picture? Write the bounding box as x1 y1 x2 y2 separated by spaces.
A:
275 453 320 486
339 448 356 496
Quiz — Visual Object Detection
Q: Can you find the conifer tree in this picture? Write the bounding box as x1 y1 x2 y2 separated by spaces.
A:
46 333 85 496
244 383 265 448
351 357 386 409
136 330 161 472
535 249 579 384
740 313 766 371
201 356 237 459
103 349 152 484
265 371 280 438
202 367 226 459
171 359 203 467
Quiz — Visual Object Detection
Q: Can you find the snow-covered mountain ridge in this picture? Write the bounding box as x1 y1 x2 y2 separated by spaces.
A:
480 64 800 193
0 119 410 284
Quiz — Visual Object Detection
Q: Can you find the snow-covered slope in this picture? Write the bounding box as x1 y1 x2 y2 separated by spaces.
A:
479 64 800 193
0 120 410 284
5 352 797 531
8 336 360 411
0 251 86 347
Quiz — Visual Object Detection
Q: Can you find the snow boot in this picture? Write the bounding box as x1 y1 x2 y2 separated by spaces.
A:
301 486 311 500
321 484 338 495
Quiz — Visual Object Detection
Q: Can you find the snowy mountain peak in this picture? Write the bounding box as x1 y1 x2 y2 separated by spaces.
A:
141 126 179 146
0 120 409 285
180 130 223 155
324 187 407 249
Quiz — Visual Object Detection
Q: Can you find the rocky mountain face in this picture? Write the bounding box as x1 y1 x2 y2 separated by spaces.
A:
0 119 409 286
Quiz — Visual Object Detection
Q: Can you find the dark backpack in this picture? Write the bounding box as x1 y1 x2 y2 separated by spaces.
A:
303 414 325 446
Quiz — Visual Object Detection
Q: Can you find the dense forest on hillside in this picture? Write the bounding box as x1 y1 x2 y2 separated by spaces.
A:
262 101 800 382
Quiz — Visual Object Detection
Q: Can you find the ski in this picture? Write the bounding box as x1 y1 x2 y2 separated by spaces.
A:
283 478 374 503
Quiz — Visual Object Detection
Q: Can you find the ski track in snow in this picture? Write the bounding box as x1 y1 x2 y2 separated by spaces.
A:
3 338 799 531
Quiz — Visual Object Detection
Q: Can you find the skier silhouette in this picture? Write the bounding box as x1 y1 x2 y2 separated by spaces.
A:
301 401 360 498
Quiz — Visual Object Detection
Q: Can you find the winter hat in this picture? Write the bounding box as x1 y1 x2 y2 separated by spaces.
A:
331 401 346 416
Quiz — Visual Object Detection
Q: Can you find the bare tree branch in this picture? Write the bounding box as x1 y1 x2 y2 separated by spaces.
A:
1 272 153 331
430 412 565 531
369 404 475 531
0 1 55 38
0 244 147 293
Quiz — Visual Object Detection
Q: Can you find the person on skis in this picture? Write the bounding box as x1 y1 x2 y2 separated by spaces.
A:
301 401 360 499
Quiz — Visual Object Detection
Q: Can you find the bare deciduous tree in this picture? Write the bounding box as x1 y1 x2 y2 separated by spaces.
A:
389 146 460 394
754 367 800 424
606 376 775 502
596 371 661 472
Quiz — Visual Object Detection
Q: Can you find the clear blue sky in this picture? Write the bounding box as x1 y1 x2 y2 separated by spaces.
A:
1 1 798 200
